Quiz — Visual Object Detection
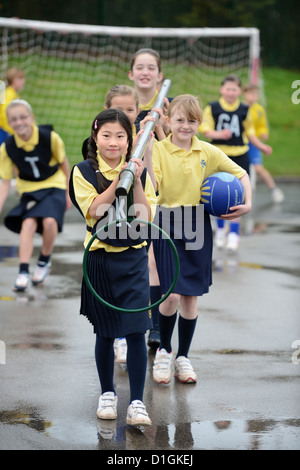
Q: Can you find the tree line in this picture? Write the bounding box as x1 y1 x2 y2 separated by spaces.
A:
1 0 299 69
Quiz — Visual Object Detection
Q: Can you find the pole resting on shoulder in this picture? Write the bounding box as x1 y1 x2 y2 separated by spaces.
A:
115 78 172 198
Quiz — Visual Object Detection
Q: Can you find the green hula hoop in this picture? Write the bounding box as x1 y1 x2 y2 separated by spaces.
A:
83 218 179 313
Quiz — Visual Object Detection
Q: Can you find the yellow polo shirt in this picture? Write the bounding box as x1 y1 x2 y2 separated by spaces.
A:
71 154 157 251
138 90 159 111
152 134 246 208
0 86 19 134
248 102 269 139
0 123 67 194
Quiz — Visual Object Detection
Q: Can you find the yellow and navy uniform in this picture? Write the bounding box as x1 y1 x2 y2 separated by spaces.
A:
71 154 157 252
135 90 172 137
152 134 246 207
71 153 156 338
151 134 246 296
0 123 67 194
0 123 68 235
199 97 256 157
135 90 159 131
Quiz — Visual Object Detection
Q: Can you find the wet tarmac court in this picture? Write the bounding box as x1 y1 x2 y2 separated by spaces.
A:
0 182 299 451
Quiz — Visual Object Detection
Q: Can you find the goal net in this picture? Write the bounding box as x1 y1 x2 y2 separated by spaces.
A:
0 18 261 164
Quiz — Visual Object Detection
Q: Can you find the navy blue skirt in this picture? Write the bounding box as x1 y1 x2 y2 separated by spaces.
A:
229 152 250 175
4 187 66 234
80 246 152 338
152 207 213 296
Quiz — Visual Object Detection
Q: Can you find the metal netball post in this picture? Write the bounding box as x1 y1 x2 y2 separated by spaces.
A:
82 78 180 313
115 78 172 198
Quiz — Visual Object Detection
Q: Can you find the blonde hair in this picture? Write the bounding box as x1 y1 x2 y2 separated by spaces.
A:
243 83 259 93
104 85 139 109
6 99 33 116
6 67 25 85
167 94 202 123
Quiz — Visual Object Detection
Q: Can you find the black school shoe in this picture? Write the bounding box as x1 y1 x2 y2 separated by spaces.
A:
147 329 160 349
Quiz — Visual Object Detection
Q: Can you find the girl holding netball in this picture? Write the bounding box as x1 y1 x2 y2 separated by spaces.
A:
70 108 156 426
151 94 252 385
199 75 272 252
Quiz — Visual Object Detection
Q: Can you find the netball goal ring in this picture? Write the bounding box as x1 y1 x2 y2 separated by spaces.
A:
83 218 179 313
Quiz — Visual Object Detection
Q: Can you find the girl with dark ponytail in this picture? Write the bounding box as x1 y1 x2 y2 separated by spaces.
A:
70 108 156 428
85 108 133 194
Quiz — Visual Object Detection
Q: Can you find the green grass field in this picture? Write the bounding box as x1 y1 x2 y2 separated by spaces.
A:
262 68 300 177
18 61 299 177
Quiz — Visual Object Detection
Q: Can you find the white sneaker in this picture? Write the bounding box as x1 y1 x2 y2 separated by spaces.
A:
215 227 226 248
226 232 240 253
96 392 118 420
272 187 284 204
153 348 173 384
32 262 51 285
174 356 197 383
126 400 152 426
114 338 127 364
97 419 117 440
13 272 30 292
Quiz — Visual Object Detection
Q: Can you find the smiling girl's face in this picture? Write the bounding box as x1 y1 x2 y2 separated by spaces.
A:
129 52 163 93
7 104 34 141
94 121 129 168
167 107 200 150
108 94 138 125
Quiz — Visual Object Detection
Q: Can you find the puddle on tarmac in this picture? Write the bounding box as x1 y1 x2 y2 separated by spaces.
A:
0 408 299 449
10 331 65 351
0 409 52 433
213 257 300 278
0 244 82 300
1 244 299 286
164 418 300 450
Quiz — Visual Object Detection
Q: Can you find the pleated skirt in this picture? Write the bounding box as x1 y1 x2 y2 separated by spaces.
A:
80 246 152 338
4 187 66 234
152 207 213 296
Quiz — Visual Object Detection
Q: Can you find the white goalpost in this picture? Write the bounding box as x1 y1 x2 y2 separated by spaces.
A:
0 17 261 163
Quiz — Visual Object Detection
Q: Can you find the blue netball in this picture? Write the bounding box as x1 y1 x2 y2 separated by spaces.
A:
200 172 245 216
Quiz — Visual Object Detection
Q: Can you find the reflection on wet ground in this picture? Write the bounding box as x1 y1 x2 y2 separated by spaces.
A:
10 331 65 351
0 409 52 433
0 407 299 450
0 183 299 450
0 233 299 304
0 246 18 261
0 245 82 301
